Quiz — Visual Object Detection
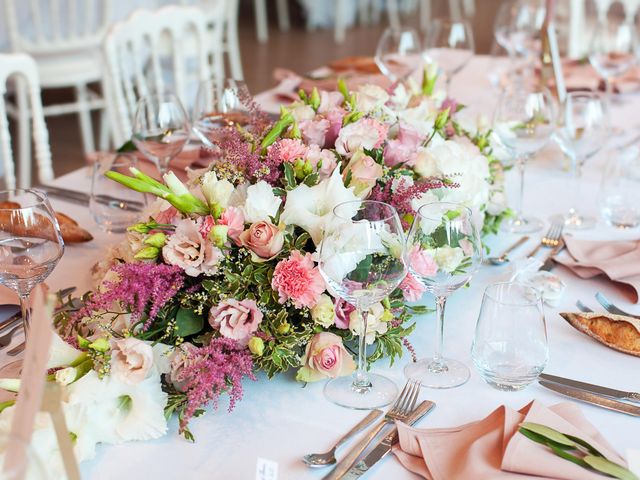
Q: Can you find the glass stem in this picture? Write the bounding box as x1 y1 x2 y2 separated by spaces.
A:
568 156 583 220
605 77 613 110
353 306 371 393
430 295 448 372
515 154 527 222
18 292 31 340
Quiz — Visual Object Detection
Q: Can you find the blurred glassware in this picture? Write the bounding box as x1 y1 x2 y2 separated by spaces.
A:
423 18 475 94
132 92 190 176
494 0 546 63
192 78 252 149
599 145 640 228
493 87 556 233
374 27 423 83
90 153 147 233
318 200 407 409
404 202 482 389
472 281 548 391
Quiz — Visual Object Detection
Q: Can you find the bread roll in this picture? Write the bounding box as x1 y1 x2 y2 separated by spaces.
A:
560 312 640 357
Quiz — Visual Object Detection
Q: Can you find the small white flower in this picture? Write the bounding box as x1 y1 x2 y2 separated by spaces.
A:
242 181 282 223
434 246 464 273
310 294 335 328
349 303 389 345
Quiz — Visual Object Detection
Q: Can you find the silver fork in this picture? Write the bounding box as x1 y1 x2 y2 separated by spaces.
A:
576 300 594 313
595 292 640 319
0 325 22 349
527 223 564 258
322 379 421 479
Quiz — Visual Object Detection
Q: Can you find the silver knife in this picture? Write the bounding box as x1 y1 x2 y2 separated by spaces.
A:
341 400 436 479
539 373 640 404
40 185 144 210
539 380 640 416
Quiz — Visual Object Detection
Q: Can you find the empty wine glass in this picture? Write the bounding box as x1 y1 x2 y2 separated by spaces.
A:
0 190 64 374
423 18 475 93
192 78 252 148
404 202 482 389
589 14 638 106
374 27 422 83
472 281 547 391
599 145 640 228
318 200 407 409
493 87 555 233
132 92 190 176
553 91 608 229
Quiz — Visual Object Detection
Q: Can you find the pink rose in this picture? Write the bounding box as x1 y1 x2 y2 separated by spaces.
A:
238 221 284 261
218 206 245 242
296 332 356 382
271 250 325 308
300 118 330 147
169 342 199 391
208 298 263 346
384 124 424 167
408 245 438 277
163 218 222 276
307 145 338 180
111 338 154 385
399 273 426 302
334 298 355 329
343 150 383 197
335 118 388 157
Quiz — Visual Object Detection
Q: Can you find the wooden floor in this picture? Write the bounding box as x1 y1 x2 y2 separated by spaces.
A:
19 1 502 184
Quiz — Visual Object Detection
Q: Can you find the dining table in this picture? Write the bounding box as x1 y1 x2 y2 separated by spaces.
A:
1 55 639 479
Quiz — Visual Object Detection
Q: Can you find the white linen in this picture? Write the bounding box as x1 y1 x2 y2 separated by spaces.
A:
2 56 639 479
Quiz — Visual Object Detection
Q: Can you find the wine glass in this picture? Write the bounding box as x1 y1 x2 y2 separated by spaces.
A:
318 200 407 409
132 92 190 176
423 18 475 93
374 27 423 83
0 190 64 375
493 87 555 233
599 145 640 229
552 91 608 229
192 78 252 148
404 202 482 388
589 13 638 106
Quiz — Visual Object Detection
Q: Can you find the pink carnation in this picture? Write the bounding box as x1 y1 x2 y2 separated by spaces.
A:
271 250 325 308
270 138 309 163
199 215 215 238
399 273 426 302
408 245 438 277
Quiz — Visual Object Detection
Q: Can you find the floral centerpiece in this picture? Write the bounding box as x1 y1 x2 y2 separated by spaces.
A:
0 70 510 469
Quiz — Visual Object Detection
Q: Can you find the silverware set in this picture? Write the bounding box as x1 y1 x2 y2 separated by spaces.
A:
303 380 435 479
487 222 565 268
40 184 145 211
576 292 640 319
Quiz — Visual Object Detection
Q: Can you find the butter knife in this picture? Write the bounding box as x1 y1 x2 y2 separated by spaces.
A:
539 373 640 404
341 400 436 479
539 380 640 416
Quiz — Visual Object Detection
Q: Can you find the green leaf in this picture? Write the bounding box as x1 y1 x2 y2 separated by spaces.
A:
565 434 605 457
175 308 204 337
116 139 137 153
584 456 640 480
519 423 576 448
283 162 296 189
547 443 590 469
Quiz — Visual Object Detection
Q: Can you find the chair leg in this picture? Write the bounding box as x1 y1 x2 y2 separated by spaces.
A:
276 0 290 31
75 83 95 155
98 108 110 152
420 0 431 31
358 0 370 25
254 0 268 43
15 77 31 189
449 0 463 21
335 0 347 43
387 0 400 30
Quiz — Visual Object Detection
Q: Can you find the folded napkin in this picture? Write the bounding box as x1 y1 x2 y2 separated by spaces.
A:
549 61 640 94
393 400 626 480
554 236 640 303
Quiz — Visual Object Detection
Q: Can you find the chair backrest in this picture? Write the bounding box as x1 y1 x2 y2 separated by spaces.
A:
3 0 112 55
0 53 53 189
103 5 223 147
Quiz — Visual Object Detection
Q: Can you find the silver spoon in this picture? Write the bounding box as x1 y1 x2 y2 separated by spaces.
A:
488 236 530 266
303 409 382 468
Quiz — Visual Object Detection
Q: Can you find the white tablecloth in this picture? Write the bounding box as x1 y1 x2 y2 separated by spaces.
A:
5 56 640 479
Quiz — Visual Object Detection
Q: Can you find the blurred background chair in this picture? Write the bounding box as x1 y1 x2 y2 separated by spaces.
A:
0 53 53 190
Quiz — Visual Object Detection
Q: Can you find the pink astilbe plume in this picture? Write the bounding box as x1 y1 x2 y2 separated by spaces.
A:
217 128 283 184
177 338 255 432
76 263 185 331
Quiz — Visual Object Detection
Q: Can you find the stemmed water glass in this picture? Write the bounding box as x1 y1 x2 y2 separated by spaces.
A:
552 91 608 229
132 92 190 176
493 87 555 233
192 78 252 148
0 190 64 375
423 19 475 94
374 27 423 83
318 200 407 409
404 202 482 389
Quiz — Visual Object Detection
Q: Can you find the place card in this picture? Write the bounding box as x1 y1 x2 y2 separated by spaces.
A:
255 457 279 480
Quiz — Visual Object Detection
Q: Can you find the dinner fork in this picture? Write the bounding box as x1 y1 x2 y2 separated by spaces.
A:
576 300 594 313
322 379 421 480
526 222 563 258
0 325 22 349
595 292 640 319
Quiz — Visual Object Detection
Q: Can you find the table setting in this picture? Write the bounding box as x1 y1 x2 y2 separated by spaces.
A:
1 5 640 478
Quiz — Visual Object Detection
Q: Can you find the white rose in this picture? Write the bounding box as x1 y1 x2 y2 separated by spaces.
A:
355 84 389 113
434 246 464 273
242 181 282 223
201 171 234 208
311 294 335 328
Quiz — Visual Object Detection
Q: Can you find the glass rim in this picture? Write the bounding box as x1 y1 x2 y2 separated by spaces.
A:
483 281 541 307
415 201 473 222
0 188 50 211
332 200 399 223
135 91 185 109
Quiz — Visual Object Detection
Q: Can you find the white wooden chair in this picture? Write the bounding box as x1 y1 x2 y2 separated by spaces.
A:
254 0 291 43
3 0 110 185
103 6 223 147
0 53 53 190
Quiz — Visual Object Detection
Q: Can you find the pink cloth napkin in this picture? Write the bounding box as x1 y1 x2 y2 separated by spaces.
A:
554 235 640 303
393 400 626 480
552 61 640 94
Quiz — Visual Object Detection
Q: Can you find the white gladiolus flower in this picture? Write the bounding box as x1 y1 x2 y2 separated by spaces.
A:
242 181 282 223
55 367 77 386
47 333 84 369
201 171 234 208
162 171 190 197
